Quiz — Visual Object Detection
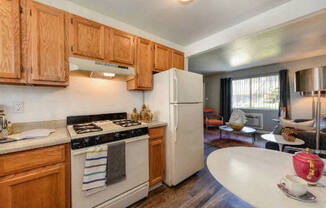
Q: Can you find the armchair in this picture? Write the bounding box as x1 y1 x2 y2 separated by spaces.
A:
203 108 223 129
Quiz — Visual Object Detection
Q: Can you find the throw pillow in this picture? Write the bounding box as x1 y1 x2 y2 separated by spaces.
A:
280 119 315 131
314 118 326 132
272 124 283 135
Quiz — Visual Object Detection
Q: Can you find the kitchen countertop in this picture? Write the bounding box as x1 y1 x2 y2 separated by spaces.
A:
0 120 167 155
0 128 70 155
145 121 168 128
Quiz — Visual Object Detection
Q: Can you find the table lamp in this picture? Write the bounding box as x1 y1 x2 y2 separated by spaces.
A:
295 67 326 151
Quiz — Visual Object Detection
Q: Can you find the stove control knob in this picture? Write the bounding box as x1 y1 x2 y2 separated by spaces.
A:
136 129 143 136
72 140 83 149
95 136 101 144
120 132 127 138
83 138 90 146
114 133 121 139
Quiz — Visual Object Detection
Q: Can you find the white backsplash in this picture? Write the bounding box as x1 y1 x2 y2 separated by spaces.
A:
0 75 143 123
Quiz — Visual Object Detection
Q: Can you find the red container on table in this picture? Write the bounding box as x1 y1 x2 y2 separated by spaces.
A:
293 148 324 183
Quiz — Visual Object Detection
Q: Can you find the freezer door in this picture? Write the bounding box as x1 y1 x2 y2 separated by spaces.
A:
170 103 204 186
170 69 203 103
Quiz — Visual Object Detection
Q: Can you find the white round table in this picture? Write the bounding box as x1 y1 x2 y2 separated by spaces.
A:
261 134 305 151
207 147 326 208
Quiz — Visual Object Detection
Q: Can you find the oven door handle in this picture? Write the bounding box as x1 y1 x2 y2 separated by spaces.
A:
72 135 149 156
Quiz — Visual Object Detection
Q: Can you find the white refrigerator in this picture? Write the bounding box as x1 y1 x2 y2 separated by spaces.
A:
144 68 204 187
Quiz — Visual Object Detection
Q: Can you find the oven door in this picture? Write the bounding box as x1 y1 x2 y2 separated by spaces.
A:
71 135 149 208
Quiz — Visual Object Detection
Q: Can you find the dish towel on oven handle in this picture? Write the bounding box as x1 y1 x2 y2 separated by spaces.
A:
82 145 108 191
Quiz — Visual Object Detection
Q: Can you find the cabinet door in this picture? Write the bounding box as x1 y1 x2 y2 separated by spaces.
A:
0 0 21 79
149 127 165 187
30 2 66 82
109 29 135 65
70 15 104 60
136 38 153 89
172 50 184 70
149 138 165 186
154 44 171 72
0 163 66 208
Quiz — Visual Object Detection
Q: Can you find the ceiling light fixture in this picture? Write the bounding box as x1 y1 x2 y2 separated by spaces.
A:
178 0 194 5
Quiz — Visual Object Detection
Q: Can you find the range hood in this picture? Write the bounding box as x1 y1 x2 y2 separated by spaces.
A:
69 57 135 77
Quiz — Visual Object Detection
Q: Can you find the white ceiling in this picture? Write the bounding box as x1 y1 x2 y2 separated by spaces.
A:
67 0 289 46
188 10 326 74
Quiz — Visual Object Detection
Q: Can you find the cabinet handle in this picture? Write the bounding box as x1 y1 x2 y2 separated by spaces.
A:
20 65 23 73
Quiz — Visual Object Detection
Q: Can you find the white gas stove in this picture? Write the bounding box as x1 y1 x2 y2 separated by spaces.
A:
67 113 149 208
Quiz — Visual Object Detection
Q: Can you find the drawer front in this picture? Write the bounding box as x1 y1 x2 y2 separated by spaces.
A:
149 127 165 139
0 145 65 177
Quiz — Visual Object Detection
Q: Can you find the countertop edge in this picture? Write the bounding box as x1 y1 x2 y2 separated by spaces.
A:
0 128 70 155
146 121 168 128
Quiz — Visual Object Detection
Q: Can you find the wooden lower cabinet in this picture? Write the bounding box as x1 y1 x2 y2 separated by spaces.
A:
0 163 66 208
148 127 165 187
0 144 70 208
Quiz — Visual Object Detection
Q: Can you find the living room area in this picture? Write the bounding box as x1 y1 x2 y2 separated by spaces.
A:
188 8 326 207
200 11 326 155
203 54 326 153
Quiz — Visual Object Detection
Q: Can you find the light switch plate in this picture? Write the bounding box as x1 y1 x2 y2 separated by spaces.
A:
13 102 24 113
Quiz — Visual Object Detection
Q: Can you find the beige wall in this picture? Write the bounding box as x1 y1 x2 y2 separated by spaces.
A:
204 55 326 120
0 74 143 123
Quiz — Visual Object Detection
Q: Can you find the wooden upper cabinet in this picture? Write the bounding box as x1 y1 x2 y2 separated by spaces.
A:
127 38 153 90
136 38 153 89
109 29 135 65
0 163 66 208
30 2 67 83
154 43 172 72
172 50 184 70
70 15 105 60
0 0 21 80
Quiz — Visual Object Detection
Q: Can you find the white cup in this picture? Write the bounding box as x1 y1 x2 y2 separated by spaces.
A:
280 175 308 196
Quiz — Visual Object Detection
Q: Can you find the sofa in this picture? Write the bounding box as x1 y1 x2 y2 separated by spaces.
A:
266 118 326 151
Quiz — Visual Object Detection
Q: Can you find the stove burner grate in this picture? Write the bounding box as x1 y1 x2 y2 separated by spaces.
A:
112 119 142 127
73 123 103 134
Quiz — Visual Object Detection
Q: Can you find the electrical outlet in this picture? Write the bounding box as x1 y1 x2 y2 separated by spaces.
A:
13 102 24 113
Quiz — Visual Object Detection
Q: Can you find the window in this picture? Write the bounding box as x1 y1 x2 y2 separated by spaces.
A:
232 75 280 110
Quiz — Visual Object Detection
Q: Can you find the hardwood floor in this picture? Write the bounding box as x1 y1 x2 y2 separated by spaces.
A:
131 128 255 208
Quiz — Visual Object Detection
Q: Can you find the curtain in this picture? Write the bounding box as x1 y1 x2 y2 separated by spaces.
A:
220 78 232 122
279 70 291 119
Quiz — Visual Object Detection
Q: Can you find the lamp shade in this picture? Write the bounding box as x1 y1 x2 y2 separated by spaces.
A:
295 67 326 92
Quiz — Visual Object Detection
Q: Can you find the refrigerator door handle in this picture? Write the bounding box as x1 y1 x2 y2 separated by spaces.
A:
173 70 178 103
174 104 178 143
